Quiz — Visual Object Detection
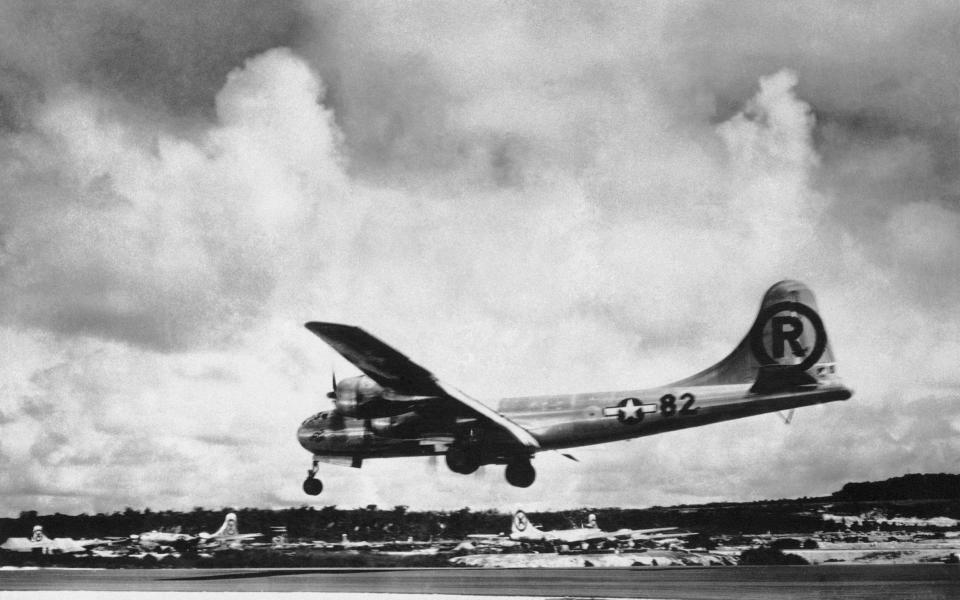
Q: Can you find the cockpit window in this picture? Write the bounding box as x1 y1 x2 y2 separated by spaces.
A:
302 412 326 426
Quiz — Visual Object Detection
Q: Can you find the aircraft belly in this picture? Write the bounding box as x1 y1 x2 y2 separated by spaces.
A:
304 433 441 459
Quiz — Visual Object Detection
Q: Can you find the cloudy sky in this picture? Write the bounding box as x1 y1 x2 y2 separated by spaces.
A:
0 1 958 517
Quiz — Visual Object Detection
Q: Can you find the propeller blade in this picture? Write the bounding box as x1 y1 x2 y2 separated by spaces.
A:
327 369 338 399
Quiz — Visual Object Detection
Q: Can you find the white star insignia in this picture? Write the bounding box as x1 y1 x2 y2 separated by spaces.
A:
618 398 642 421
603 398 657 423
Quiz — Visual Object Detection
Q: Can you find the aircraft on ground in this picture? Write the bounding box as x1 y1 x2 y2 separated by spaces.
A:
460 533 521 552
131 529 196 550
297 280 852 495
329 533 375 550
131 513 261 551
197 512 263 549
508 510 689 551
0 525 110 554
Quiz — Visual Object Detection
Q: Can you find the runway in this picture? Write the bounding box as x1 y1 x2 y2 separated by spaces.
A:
1 565 958 599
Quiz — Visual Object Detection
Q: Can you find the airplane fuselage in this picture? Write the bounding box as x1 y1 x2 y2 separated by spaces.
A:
297 378 851 460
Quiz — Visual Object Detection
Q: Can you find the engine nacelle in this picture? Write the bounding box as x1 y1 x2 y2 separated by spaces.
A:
331 375 417 419
368 417 394 434
331 375 376 417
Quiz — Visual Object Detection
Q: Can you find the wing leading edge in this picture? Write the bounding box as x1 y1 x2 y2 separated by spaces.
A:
304 322 540 451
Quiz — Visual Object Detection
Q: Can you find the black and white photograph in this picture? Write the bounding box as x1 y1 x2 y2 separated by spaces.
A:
0 1 958 598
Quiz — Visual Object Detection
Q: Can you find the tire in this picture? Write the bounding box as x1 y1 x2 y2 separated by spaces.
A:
303 478 323 496
505 458 535 488
445 446 480 475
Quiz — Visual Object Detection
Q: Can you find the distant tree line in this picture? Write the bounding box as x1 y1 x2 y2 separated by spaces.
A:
2 473 958 542
0 505 511 543
832 474 960 501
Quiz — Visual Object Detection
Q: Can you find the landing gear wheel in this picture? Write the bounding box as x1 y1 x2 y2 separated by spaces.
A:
505 458 535 488
303 477 323 495
303 460 322 496
445 446 480 475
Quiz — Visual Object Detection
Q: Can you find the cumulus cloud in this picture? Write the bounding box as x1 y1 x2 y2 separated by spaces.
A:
0 1 958 515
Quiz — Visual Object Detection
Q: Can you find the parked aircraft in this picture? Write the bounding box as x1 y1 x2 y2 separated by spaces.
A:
297 280 853 495
0 525 103 554
197 513 263 548
331 533 374 550
461 532 521 551
509 510 688 550
130 513 261 551
131 529 196 550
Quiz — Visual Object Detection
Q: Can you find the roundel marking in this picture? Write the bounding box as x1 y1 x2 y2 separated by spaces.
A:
514 512 528 531
749 301 827 371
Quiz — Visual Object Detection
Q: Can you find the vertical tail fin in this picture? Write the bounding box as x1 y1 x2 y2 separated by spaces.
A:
208 513 239 539
31 525 50 543
511 510 543 536
673 280 838 388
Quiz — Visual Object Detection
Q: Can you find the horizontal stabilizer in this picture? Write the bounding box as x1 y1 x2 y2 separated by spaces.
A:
750 364 818 394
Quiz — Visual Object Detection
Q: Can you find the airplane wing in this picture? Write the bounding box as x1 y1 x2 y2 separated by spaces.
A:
218 534 263 541
540 525 689 545
198 533 263 549
592 527 682 540
74 537 123 548
627 527 684 539
305 322 540 451
0 538 31 551
553 531 602 543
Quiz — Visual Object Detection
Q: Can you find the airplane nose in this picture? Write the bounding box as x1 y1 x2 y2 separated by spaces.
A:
297 422 324 450
297 424 311 450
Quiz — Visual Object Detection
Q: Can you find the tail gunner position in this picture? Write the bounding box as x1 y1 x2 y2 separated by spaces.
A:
297 280 852 496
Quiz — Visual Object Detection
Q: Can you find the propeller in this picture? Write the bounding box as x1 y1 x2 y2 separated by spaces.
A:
326 370 338 399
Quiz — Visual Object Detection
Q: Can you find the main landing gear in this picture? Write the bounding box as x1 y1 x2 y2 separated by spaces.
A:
444 447 536 488
303 460 323 496
505 456 535 488
445 445 481 475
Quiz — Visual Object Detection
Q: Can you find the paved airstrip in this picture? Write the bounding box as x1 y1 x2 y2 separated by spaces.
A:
1 565 959 599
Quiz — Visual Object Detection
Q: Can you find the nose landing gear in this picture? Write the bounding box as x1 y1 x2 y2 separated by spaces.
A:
303 476 323 495
303 460 323 496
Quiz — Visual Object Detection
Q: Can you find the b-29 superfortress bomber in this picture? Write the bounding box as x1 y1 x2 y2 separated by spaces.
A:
297 280 853 495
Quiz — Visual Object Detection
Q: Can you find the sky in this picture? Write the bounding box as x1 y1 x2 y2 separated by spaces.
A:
0 0 958 517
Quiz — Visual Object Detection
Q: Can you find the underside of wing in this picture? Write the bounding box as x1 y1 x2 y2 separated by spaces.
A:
305 322 443 397
305 322 540 451
433 380 540 450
